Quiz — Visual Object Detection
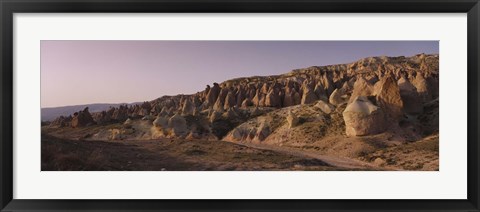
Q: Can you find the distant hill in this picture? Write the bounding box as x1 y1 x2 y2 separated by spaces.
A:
41 103 139 122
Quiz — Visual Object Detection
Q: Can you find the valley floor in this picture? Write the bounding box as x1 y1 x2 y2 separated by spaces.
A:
41 133 384 171
42 134 336 171
41 126 438 171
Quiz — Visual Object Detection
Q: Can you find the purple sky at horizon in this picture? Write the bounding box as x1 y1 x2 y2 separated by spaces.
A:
41 41 439 108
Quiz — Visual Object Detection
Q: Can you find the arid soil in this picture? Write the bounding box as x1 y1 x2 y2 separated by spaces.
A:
42 133 341 171
42 125 437 171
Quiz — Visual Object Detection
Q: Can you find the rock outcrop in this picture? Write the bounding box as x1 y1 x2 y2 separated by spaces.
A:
301 87 318 104
349 76 374 102
168 114 188 136
315 100 335 114
343 96 386 136
329 89 347 106
71 107 95 128
50 54 439 146
286 111 299 128
50 115 72 127
398 77 423 114
153 116 168 129
375 75 404 121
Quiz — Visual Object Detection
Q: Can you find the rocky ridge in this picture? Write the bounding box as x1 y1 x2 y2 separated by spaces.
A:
48 54 439 150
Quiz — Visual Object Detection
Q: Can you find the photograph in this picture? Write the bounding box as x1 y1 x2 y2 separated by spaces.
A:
40 40 439 171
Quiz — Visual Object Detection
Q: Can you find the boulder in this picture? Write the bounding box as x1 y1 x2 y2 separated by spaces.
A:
343 96 386 136
315 100 335 114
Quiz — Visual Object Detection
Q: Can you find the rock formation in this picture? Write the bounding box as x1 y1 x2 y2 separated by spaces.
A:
71 107 95 128
286 111 299 128
398 77 423 114
343 96 386 136
49 54 439 145
329 89 347 106
168 114 188 136
375 75 404 121
301 87 318 104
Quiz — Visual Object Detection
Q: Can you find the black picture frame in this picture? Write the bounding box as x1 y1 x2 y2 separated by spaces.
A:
1 0 479 211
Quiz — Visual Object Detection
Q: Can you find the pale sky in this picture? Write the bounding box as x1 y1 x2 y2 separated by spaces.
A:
41 41 438 108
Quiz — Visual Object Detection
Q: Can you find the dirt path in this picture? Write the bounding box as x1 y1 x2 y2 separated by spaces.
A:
234 142 400 170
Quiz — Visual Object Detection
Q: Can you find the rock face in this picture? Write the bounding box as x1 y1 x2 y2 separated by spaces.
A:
349 76 374 102
224 91 236 109
168 114 188 136
153 116 168 128
343 96 386 136
375 76 404 121
256 122 271 141
265 89 281 107
398 77 423 114
71 107 95 128
182 98 194 115
282 88 295 107
241 98 253 108
314 82 327 101
412 74 430 102
329 89 347 106
301 87 318 104
206 83 221 107
286 111 299 128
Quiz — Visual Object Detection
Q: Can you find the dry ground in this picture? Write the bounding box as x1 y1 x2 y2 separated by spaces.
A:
42 121 438 171
42 134 347 171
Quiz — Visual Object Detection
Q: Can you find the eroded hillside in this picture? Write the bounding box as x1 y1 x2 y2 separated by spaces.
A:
44 54 439 171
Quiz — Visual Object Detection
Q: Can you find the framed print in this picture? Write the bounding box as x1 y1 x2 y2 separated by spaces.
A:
1 0 479 211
